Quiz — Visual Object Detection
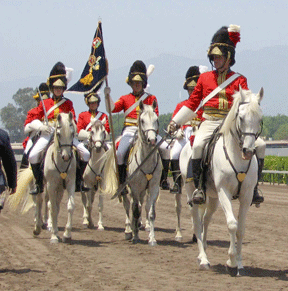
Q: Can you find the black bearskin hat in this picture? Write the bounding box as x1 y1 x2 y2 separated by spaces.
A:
84 91 101 106
207 25 240 67
126 60 147 88
48 62 67 90
183 66 200 90
33 82 50 100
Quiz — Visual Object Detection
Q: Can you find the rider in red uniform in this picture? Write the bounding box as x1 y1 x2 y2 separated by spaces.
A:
168 25 266 205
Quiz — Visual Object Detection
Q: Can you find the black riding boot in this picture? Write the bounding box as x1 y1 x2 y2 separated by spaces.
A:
76 161 89 192
20 152 29 169
30 163 44 195
252 158 264 204
160 159 170 190
170 159 182 194
191 159 205 204
118 164 128 195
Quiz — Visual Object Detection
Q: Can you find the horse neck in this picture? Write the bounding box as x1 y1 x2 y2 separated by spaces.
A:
90 146 105 162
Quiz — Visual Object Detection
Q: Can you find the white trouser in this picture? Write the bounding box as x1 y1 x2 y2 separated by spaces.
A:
170 127 193 160
192 119 266 160
24 138 34 155
29 132 90 164
117 126 170 165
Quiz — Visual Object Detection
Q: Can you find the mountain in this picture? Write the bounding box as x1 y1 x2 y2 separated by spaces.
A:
0 46 287 117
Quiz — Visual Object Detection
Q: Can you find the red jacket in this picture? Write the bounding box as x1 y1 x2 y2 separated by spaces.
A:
184 70 248 117
112 93 159 126
77 110 110 133
34 97 76 123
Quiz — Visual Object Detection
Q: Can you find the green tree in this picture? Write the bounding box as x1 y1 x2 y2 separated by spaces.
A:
273 123 288 140
0 88 36 142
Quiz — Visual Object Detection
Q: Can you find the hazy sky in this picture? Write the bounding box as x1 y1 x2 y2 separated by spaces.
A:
1 0 288 114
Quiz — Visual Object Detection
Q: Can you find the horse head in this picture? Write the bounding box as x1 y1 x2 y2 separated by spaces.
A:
236 87 264 160
89 119 107 153
55 112 76 161
138 100 159 146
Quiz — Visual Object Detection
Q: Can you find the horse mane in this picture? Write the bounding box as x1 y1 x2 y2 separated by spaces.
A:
219 89 262 137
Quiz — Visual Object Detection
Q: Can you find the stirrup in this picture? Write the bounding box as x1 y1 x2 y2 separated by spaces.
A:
192 189 206 205
29 185 41 195
251 188 264 204
160 180 170 190
170 183 181 194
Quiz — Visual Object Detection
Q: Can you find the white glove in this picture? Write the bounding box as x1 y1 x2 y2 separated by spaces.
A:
24 119 43 135
167 121 180 135
175 129 184 139
78 129 90 141
39 124 52 134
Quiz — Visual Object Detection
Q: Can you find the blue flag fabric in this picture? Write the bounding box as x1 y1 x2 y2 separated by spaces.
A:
68 22 107 94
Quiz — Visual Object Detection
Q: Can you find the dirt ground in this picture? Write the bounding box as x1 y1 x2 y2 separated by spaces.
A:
0 182 287 291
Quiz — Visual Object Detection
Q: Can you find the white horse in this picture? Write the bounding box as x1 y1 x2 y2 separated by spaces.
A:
103 100 162 245
82 118 108 230
192 87 263 276
45 112 77 243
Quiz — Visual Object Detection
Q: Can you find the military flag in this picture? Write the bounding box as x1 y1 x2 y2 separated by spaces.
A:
68 21 107 94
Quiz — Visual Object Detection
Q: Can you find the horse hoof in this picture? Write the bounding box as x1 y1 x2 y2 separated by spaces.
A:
192 234 197 243
42 223 48 230
199 263 210 270
226 265 238 277
145 226 150 232
125 232 133 240
50 238 59 244
97 225 104 231
62 236 72 244
33 227 41 236
132 238 140 244
175 236 183 242
148 241 157 246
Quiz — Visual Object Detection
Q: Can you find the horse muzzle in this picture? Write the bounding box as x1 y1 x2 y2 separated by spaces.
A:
242 148 255 160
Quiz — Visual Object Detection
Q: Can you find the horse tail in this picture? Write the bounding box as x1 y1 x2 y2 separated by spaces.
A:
100 147 119 196
7 167 34 213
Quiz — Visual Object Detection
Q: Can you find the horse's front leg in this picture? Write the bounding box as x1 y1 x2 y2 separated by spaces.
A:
192 204 210 269
131 196 141 244
97 191 104 230
63 183 75 243
48 185 60 244
42 189 49 230
175 193 182 241
147 185 159 246
122 194 132 240
236 197 251 274
82 189 95 229
33 193 43 236
218 188 238 276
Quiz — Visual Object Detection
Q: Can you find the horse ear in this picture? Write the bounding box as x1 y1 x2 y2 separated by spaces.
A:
238 85 245 103
68 111 73 121
257 87 264 103
139 100 144 111
152 99 157 111
57 113 62 123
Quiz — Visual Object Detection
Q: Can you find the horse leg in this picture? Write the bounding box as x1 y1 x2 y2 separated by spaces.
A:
42 191 49 230
33 193 43 236
218 188 238 276
122 194 132 240
49 193 60 243
131 198 141 244
144 195 150 232
97 192 104 230
146 186 159 246
192 204 210 269
81 191 89 226
236 199 251 275
175 193 182 241
63 189 75 243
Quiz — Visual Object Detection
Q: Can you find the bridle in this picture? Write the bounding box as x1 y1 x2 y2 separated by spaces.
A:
138 112 159 145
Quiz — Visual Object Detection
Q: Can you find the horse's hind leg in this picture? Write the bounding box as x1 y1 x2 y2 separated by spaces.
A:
63 190 75 243
175 193 182 241
33 193 43 236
